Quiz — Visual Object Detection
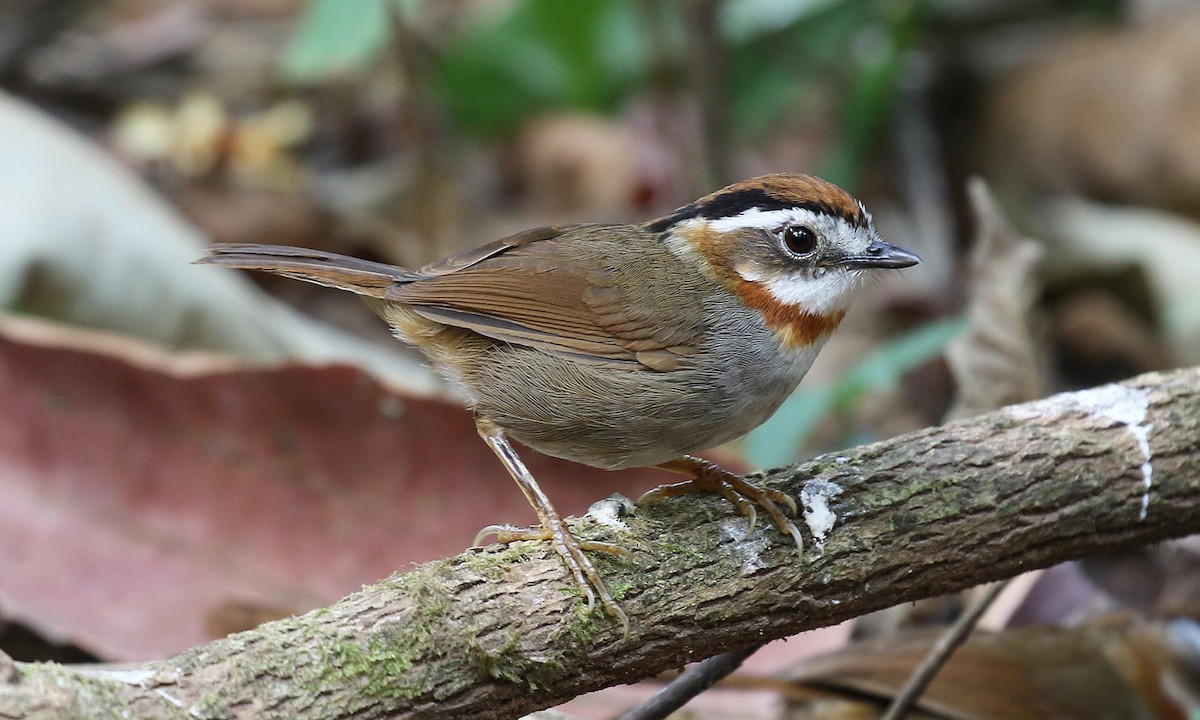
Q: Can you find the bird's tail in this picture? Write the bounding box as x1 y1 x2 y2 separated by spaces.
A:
196 243 420 298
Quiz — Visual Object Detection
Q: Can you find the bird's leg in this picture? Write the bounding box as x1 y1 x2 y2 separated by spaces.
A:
643 455 804 551
474 418 630 635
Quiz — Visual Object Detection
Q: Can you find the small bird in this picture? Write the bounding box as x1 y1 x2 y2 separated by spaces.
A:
198 173 919 634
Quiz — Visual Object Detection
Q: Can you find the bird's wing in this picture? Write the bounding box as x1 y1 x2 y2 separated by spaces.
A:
389 225 702 371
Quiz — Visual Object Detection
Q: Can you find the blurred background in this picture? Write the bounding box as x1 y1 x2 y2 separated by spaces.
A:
2 0 1200 717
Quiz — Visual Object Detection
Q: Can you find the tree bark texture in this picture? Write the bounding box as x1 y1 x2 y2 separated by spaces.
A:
2 367 1198 720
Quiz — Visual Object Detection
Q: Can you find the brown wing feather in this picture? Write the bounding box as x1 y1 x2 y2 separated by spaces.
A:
391 225 701 371
415 226 564 276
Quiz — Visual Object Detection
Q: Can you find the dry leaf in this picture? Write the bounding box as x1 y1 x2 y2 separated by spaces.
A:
781 618 1199 719
0 313 663 660
944 178 1044 421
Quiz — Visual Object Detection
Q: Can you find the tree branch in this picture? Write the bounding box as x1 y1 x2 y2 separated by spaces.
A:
2 368 1198 720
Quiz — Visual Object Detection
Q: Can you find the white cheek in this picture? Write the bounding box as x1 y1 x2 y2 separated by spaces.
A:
748 268 861 315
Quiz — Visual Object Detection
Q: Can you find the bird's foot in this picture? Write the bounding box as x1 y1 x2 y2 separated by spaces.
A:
475 520 632 637
643 456 803 551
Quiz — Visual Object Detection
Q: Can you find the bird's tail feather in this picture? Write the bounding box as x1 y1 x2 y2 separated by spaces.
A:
196 243 419 298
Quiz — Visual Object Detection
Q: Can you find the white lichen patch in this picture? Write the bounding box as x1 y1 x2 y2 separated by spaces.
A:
719 517 770 575
1009 383 1154 520
79 668 157 685
801 480 845 553
586 494 633 533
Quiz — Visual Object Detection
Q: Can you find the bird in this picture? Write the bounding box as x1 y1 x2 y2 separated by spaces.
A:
197 173 920 635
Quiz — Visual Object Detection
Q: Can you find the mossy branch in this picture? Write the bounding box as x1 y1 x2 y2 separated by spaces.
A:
2 367 1199 720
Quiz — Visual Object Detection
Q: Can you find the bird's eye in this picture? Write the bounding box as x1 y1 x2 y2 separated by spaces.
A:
779 225 817 256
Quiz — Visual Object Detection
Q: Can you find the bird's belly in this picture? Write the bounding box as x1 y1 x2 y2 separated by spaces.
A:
467 339 825 471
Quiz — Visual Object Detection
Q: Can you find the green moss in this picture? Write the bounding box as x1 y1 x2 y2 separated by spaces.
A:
602 575 633 603
300 608 439 705
293 557 579 704
460 627 564 690
240 548 623 710
803 460 832 476
371 579 566 693
656 539 706 562
275 569 454 706
323 636 424 702
566 606 603 645
189 692 226 720
460 542 537 577
402 571 453 619
25 663 141 719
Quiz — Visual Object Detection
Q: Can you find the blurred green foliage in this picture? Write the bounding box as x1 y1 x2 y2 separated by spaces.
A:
725 0 921 187
743 316 965 468
280 0 391 82
436 0 647 136
281 0 923 188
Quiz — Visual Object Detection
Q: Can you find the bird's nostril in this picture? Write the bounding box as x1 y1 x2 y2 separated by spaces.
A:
867 244 882 255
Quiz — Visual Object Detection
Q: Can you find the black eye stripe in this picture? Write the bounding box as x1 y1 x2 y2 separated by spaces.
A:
646 189 867 233
693 189 791 220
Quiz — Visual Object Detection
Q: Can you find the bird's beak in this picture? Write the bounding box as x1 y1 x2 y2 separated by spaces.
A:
843 240 922 269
